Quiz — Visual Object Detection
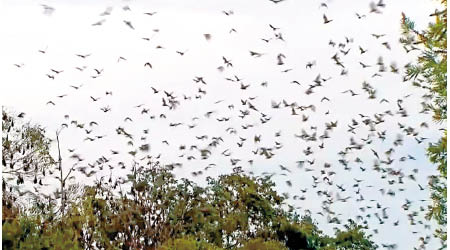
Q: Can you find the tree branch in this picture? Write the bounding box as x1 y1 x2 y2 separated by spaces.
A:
56 130 65 216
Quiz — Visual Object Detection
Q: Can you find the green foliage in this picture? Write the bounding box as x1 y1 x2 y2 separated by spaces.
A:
400 0 447 245
401 2 447 121
239 238 287 250
2 164 377 250
326 221 376 250
2 214 81 249
428 131 447 178
160 237 223 250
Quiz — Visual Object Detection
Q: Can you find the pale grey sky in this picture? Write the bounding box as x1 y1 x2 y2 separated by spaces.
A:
0 0 445 249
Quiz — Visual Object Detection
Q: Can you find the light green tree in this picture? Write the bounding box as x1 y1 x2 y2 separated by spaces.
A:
399 0 447 245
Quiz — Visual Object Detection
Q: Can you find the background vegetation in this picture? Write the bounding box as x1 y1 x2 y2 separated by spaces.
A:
2 113 376 249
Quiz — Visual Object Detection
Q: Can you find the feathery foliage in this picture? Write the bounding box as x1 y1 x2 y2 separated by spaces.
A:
400 0 447 245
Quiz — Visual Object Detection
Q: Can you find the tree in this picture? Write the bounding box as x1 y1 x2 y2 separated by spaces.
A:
2 108 56 214
320 220 377 250
399 0 447 246
3 113 378 250
2 109 55 184
3 163 377 249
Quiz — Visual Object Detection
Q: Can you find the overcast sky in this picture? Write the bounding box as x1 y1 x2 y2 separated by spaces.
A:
0 0 445 249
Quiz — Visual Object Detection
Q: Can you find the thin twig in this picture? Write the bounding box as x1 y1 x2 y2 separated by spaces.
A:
56 130 64 216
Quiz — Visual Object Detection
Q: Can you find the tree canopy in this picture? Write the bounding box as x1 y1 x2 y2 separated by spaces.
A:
3 153 377 249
